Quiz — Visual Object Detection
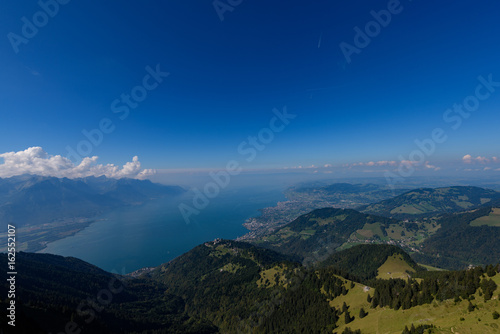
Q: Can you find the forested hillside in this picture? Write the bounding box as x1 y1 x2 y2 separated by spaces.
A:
318 244 422 282
253 208 397 263
413 207 500 269
361 186 500 219
2 243 499 334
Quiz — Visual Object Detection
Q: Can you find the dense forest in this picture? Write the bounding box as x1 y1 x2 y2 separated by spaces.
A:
318 244 422 281
368 265 498 310
415 207 500 269
2 242 499 333
255 208 397 263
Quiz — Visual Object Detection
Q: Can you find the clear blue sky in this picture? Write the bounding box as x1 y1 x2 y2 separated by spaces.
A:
1 0 499 175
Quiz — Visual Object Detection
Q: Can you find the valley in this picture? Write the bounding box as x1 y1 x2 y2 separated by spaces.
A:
2 179 500 333
3 1 499 332
0 217 95 252
242 183 500 271
238 183 410 241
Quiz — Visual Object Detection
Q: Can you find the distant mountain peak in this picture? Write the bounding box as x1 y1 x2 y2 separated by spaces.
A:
0 175 184 229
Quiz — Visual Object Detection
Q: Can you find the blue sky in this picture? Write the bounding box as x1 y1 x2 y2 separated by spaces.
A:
1 0 500 178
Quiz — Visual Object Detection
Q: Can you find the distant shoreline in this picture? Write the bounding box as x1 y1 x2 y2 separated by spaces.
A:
0 218 99 253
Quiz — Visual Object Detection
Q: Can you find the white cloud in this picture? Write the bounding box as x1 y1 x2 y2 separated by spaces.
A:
424 161 441 171
349 160 398 167
462 154 496 164
476 156 489 164
347 159 440 171
0 147 155 179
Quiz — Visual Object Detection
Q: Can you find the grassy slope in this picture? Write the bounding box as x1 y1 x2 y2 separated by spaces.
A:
470 208 500 226
361 186 500 219
332 274 500 334
319 244 421 282
336 220 441 254
376 254 416 280
256 264 290 287
418 263 446 271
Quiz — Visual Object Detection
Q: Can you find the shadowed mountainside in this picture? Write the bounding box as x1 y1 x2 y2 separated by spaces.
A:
0 175 184 230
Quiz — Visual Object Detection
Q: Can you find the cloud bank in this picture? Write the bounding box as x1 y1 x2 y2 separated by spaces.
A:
0 147 155 179
281 159 441 173
462 154 498 164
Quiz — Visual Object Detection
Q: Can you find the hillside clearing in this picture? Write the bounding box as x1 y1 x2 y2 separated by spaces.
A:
333 273 500 334
376 254 415 280
470 208 500 227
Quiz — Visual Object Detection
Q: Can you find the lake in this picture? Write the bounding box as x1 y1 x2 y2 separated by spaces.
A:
40 184 286 273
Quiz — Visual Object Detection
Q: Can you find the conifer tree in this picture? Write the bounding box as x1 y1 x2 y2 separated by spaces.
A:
344 310 353 324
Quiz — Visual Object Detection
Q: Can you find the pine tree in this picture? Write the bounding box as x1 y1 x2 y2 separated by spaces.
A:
486 264 496 277
344 310 353 324
393 298 401 310
342 302 349 313
342 328 361 334
359 307 367 319
371 296 378 308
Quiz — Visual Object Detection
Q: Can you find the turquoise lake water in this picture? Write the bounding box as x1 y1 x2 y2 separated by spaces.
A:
40 185 286 273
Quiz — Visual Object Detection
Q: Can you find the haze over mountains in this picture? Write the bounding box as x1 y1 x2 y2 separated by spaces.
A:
2 0 500 332
252 185 500 270
2 177 500 333
0 175 184 230
360 186 500 218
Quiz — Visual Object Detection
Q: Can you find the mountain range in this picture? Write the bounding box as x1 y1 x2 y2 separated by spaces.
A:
359 186 500 218
2 182 500 333
2 239 499 333
0 175 184 230
252 207 399 263
250 185 500 270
